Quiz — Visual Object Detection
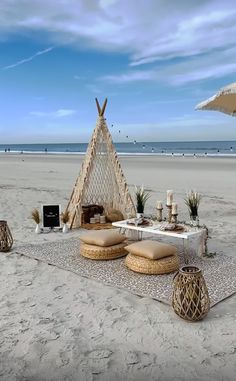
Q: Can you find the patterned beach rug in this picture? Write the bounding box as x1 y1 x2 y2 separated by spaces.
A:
15 239 236 307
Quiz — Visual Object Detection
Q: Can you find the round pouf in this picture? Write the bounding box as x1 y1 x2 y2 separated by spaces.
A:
80 242 127 260
125 253 179 275
0 220 13 252
172 266 210 322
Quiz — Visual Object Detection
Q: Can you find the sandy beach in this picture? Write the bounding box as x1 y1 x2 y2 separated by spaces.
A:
0 153 236 380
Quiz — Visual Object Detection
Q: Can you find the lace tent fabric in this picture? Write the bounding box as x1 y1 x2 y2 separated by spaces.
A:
67 98 135 228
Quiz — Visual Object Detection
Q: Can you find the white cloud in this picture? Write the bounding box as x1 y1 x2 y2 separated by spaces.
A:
161 47 236 85
30 109 77 118
101 69 155 83
130 9 236 66
116 114 229 131
1 0 236 87
0 0 236 65
112 113 236 141
100 44 236 86
2 46 54 70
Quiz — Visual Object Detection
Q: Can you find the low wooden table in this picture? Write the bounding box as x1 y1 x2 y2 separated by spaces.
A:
112 220 206 264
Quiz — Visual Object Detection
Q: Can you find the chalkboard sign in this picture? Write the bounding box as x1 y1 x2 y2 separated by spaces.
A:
42 204 61 228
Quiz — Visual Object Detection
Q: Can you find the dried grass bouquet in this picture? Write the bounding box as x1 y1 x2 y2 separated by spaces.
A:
61 210 70 224
31 208 41 224
135 185 151 214
185 191 201 219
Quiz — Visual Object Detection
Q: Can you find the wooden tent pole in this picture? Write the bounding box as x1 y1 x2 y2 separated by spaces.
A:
95 98 101 115
100 98 107 116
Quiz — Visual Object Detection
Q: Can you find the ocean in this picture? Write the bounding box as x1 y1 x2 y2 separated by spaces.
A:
0 141 236 157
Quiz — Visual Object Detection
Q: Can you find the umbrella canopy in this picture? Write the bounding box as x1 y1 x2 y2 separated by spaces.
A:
195 82 236 116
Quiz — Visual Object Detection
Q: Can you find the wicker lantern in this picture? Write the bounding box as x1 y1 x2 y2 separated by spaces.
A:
0 220 13 252
172 266 210 321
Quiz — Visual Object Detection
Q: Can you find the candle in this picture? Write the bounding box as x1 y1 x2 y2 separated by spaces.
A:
94 213 100 223
90 217 96 224
166 190 173 206
172 202 178 214
157 201 163 209
100 215 106 224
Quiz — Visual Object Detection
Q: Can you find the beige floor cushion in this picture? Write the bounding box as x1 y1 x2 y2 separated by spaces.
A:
80 229 126 247
125 253 179 275
80 242 127 260
125 240 177 260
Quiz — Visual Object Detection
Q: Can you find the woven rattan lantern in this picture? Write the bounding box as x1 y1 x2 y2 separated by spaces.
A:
172 266 210 321
0 220 13 252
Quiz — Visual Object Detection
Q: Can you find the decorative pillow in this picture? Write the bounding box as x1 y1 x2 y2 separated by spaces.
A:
106 209 124 222
125 240 177 260
80 229 126 247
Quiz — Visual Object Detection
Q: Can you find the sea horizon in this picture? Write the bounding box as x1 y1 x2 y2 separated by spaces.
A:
1 140 236 157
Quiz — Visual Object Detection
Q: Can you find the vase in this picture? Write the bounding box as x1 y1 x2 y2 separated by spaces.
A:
136 213 144 219
172 266 210 321
190 215 199 227
35 224 41 234
62 223 69 233
0 220 13 252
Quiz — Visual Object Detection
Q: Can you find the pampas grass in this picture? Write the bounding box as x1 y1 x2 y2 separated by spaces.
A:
31 208 41 224
185 191 201 217
61 210 70 224
135 185 151 213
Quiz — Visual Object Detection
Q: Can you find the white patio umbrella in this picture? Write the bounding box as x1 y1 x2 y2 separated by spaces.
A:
195 82 236 116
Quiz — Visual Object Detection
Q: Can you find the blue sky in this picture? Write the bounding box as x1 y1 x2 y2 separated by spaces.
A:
1 0 236 143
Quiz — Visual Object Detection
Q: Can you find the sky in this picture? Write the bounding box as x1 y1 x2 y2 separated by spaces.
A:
1 0 236 143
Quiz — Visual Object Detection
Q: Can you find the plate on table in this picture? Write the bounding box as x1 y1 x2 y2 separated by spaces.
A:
154 222 185 233
127 218 151 226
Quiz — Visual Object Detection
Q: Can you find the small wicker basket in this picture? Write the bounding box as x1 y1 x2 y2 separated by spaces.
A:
0 220 13 252
172 266 210 321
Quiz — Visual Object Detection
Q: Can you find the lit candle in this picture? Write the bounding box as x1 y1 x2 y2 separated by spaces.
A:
157 201 163 209
172 202 178 214
166 190 173 206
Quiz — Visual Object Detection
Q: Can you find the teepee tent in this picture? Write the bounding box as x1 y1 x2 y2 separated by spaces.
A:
67 98 135 228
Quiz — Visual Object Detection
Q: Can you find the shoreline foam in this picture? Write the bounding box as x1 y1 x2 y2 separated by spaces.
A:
1 151 236 158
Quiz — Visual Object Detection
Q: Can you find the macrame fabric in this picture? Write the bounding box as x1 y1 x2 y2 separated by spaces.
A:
67 100 135 228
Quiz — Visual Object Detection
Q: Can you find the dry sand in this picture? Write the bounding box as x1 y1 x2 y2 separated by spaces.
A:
0 153 236 380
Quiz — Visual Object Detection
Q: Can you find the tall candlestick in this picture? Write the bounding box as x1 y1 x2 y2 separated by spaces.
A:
156 201 163 222
172 202 178 214
166 190 173 206
156 201 163 209
166 205 172 223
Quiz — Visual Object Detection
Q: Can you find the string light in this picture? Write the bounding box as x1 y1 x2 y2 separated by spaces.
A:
110 123 157 153
104 122 235 157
